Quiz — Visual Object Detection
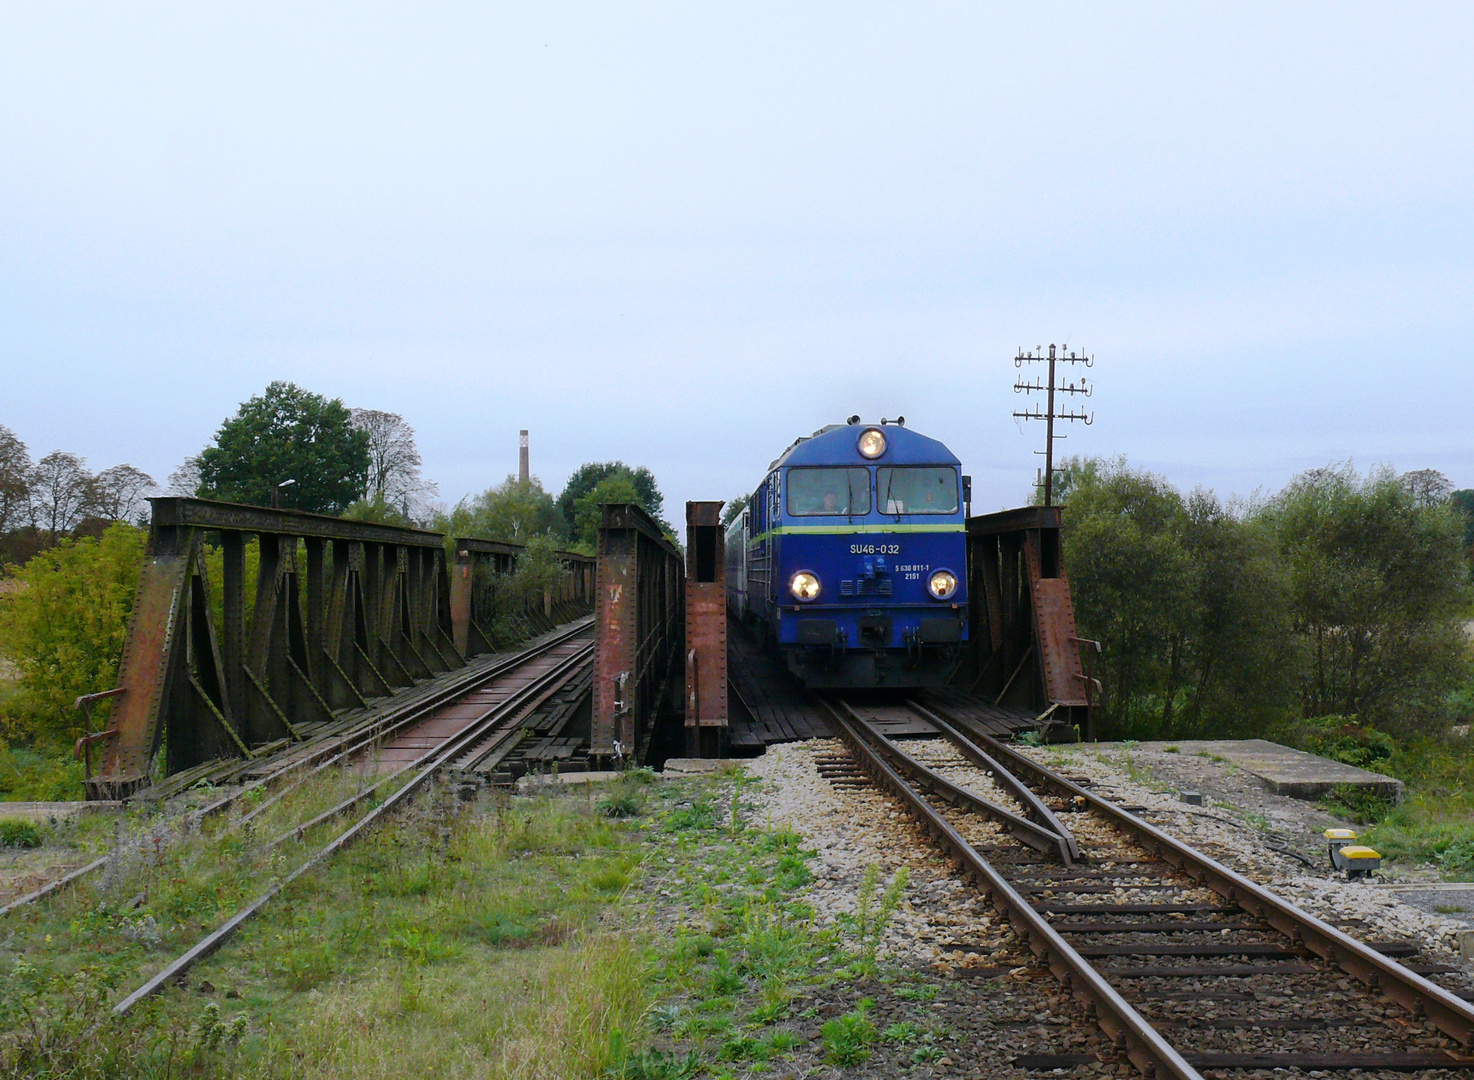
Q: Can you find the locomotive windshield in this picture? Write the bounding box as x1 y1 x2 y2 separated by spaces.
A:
786 467 871 516
877 466 959 514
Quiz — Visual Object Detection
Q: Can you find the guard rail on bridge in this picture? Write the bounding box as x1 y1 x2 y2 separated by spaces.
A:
82 497 593 799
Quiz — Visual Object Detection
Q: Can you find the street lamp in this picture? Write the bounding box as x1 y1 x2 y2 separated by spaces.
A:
272 478 297 510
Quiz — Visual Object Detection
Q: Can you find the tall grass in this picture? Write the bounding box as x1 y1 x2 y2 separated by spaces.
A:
268 934 650 1080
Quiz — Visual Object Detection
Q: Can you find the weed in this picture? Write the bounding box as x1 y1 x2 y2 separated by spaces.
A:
1016 729 1045 747
382 926 460 964
0 817 41 848
606 1030 702 1079
1322 784 1395 825
718 1035 768 1062
766 1030 803 1052
911 1043 945 1063
668 798 718 831
1163 745 1180 753
844 863 910 975
882 1019 922 1043
589 861 633 892
708 950 744 994
821 998 876 1065
599 791 647 818
1434 903 1467 914
894 982 938 1002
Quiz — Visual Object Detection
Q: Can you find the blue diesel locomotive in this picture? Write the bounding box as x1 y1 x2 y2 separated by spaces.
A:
725 418 970 688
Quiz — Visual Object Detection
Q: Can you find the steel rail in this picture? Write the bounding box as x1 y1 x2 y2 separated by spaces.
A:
832 700 1073 863
111 640 595 1017
211 618 595 828
929 704 1474 1050
262 644 594 850
0 619 591 920
814 699 1202 1080
905 697 1080 861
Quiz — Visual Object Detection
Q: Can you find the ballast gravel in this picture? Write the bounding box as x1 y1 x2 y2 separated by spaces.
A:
736 736 1474 1079
744 740 1110 1078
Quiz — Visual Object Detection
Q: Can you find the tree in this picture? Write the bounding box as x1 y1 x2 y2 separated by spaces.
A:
28 451 95 537
1448 489 1474 550
440 476 562 544
92 464 157 524
1402 468 1453 509
1056 456 1298 737
573 472 644 548
195 382 370 514
166 456 202 496
722 493 750 528
1264 462 1471 730
0 523 146 744
0 425 31 534
349 408 437 515
556 462 667 537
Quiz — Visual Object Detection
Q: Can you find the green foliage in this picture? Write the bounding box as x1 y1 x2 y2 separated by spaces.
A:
667 797 718 830
574 473 644 549
195 381 370 514
1059 457 1296 737
557 461 668 541
841 864 909 976
0 817 41 847
597 780 649 819
720 494 749 529
0 523 144 743
1266 463 1472 730
342 492 415 526
821 999 876 1065
1287 714 1396 768
1059 456 1471 739
0 742 85 800
440 475 563 543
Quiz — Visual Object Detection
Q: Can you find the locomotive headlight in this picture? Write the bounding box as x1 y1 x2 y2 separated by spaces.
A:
927 569 958 599
856 427 887 459
789 570 821 601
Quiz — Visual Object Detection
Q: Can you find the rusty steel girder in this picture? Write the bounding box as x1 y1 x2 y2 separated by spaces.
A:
89 498 459 798
86 498 595 800
684 501 727 757
964 505 1097 738
448 538 594 658
592 503 683 766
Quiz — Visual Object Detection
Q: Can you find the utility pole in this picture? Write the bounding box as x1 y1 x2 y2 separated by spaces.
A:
518 430 530 484
1013 344 1094 506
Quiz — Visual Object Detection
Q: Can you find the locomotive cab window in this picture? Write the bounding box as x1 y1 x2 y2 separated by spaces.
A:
786 467 871 516
877 467 959 514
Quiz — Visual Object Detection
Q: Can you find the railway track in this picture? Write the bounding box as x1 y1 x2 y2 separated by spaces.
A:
0 618 593 920
110 630 594 1015
813 695 1474 1078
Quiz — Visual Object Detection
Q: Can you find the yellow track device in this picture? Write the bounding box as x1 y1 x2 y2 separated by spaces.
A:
1324 828 1382 878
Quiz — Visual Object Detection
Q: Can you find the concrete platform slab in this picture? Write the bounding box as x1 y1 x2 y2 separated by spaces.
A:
0 801 121 822
662 757 745 775
1127 739 1404 802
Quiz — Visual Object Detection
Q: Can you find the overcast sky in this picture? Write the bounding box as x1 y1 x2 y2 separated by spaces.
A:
3 4 1471 523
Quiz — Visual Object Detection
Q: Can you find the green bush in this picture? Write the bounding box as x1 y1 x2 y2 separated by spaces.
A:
0 523 145 744
0 817 41 848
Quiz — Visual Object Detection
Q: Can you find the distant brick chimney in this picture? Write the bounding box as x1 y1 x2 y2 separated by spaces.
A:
519 430 529 484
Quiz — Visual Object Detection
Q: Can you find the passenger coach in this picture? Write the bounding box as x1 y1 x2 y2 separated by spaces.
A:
725 418 970 688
